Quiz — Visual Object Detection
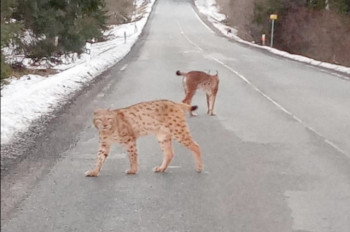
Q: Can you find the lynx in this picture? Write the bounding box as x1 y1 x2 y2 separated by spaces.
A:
176 70 219 116
85 100 202 177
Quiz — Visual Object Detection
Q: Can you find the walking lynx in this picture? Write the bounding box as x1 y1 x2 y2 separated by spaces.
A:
176 70 219 116
85 100 202 177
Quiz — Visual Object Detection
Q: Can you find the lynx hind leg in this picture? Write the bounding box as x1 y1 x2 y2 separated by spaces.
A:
123 139 138 174
174 127 202 172
154 129 174 173
207 93 217 116
206 94 210 114
85 143 111 177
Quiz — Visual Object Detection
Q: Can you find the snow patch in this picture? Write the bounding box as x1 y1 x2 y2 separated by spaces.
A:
1 0 156 145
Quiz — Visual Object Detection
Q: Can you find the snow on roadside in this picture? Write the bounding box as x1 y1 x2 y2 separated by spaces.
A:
0 0 156 145
194 0 350 75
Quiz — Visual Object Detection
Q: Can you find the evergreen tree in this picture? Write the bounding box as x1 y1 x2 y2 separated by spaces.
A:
1 0 24 81
330 0 350 13
13 0 108 60
306 0 350 13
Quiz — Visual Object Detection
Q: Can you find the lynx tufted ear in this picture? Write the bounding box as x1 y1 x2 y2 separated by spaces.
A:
94 108 114 116
94 109 104 115
113 110 125 123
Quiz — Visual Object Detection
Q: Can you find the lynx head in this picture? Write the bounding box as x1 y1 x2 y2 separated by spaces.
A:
93 109 117 132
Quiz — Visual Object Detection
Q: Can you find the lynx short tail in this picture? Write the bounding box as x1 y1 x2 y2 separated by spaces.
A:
190 105 198 111
178 103 198 112
176 70 186 76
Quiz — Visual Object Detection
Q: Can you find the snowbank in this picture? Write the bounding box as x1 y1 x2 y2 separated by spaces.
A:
1 0 156 145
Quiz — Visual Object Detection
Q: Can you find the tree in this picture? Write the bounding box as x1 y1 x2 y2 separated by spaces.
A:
1 0 24 81
13 0 108 61
306 0 350 13
330 0 350 13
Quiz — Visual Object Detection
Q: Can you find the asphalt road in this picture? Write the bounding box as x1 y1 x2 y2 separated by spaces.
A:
2 0 350 231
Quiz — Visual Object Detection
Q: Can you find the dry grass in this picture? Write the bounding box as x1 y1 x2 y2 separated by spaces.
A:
217 0 265 41
216 0 350 67
104 0 135 25
280 9 350 66
10 64 58 78
104 0 152 25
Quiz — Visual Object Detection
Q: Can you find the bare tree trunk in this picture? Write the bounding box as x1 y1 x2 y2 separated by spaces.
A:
325 0 329 10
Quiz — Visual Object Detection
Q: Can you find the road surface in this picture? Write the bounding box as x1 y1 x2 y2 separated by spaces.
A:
2 0 350 231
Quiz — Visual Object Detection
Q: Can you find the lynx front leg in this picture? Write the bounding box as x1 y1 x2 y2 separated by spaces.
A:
123 139 138 174
154 133 174 173
182 91 197 116
85 143 111 177
206 94 210 114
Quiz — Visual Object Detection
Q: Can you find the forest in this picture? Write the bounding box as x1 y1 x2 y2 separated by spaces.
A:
218 0 350 67
1 0 114 82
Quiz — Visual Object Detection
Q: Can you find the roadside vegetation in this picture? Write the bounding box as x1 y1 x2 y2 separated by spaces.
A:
218 0 350 67
1 0 136 84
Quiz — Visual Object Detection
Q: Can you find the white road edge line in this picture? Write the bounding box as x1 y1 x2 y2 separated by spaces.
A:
179 20 349 158
191 8 215 34
215 57 349 157
120 64 128 71
168 166 182 169
211 57 348 156
177 21 203 52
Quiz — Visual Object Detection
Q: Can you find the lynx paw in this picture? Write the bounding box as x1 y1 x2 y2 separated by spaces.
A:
85 170 99 177
190 112 198 117
125 169 137 174
196 164 203 173
153 166 166 173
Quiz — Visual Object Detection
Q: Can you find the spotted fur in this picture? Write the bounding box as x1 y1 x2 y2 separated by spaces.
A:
85 100 202 177
176 70 219 116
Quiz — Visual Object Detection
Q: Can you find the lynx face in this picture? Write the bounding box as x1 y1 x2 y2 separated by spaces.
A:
93 109 116 132
85 100 202 177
